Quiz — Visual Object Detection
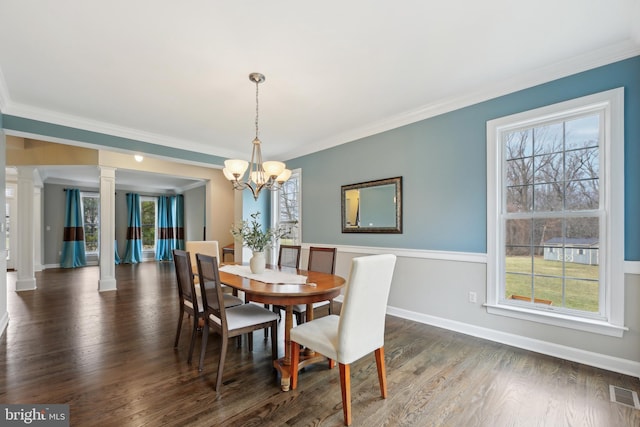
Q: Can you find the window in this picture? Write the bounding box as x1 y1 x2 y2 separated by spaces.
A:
81 192 100 254
486 88 625 337
273 168 301 245
140 197 157 251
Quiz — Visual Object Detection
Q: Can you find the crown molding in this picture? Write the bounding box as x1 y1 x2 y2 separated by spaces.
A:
2 101 243 161
284 39 640 160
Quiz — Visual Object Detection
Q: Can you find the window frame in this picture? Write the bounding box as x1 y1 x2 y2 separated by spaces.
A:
486 88 625 337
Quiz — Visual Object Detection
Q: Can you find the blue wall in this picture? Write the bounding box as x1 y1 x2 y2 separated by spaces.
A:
242 188 271 227
288 56 640 259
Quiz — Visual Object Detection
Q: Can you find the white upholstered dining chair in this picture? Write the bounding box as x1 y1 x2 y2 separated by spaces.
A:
185 240 219 281
289 253 396 426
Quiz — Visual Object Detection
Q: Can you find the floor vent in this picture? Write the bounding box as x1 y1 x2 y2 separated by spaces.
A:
609 385 640 409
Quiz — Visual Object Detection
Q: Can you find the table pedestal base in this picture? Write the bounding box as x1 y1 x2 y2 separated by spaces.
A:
274 351 330 391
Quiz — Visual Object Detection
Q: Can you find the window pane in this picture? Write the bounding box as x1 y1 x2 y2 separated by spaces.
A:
565 147 599 210
533 183 564 211
565 278 599 312
82 195 99 253
505 247 532 275
141 200 156 250
278 172 300 245
505 271 531 300
565 216 599 280
532 275 561 306
533 217 562 249
565 114 599 150
504 129 533 161
506 184 532 213
534 248 563 277
505 218 531 247
533 123 564 209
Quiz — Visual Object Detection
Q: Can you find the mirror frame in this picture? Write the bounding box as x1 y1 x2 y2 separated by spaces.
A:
341 176 403 234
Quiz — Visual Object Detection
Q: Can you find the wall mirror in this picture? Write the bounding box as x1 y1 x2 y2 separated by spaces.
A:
341 176 402 233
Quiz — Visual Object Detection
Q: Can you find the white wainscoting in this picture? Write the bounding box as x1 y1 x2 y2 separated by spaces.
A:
310 243 640 379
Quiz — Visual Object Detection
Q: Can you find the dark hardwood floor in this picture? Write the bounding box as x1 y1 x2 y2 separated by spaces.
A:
1 262 639 426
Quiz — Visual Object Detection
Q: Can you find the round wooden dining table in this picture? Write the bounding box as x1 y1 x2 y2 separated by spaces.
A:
218 264 346 391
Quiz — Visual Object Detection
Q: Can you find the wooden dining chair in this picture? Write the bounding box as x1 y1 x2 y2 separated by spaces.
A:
272 245 303 322
196 253 279 392
278 244 302 269
291 246 337 323
267 244 302 336
172 249 243 364
290 254 396 426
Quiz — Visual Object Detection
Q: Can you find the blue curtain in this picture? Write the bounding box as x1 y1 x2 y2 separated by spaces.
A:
174 194 185 251
156 195 184 261
122 193 143 263
60 188 87 268
115 240 121 265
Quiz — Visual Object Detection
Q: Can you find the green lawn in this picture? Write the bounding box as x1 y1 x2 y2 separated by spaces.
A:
505 256 599 312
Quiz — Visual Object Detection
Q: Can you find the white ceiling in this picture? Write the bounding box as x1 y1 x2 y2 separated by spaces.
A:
0 1 639 166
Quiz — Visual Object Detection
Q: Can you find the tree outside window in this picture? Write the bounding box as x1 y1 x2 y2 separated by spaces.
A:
276 170 300 245
141 197 157 251
81 193 99 253
503 114 600 312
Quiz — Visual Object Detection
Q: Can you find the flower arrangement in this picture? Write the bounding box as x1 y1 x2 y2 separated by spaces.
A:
230 211 288 253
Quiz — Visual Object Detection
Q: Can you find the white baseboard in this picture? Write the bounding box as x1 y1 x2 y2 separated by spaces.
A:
386 305 640 379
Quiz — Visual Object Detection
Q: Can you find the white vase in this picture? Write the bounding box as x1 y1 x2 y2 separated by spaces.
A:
249 251 266 274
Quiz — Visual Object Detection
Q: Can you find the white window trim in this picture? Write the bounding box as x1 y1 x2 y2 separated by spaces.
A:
486 87 626 337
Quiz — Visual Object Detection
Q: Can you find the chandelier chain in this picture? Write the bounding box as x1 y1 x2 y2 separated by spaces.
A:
222 72 290 200
255 78 260 140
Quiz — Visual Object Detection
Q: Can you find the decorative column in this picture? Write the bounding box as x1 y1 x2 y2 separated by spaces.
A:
33 176 44 272
16 167 36 291
98 166 117 291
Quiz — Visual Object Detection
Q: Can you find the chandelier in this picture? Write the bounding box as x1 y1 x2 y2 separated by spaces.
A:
223 73 291 200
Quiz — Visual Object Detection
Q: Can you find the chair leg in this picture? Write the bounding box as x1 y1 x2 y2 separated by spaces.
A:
264 304 270 338
339 363 352 426
198 324 209 372
248 331 253 351
270 321 278 361
174 309 184 348
215 336 228 392
290 341 300 389
187 314 199 364
375 347 387 398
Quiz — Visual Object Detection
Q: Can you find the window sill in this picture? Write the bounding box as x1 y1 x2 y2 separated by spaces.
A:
484 303 627 337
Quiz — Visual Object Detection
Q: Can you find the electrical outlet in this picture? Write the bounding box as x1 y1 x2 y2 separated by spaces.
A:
468 291 477 303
